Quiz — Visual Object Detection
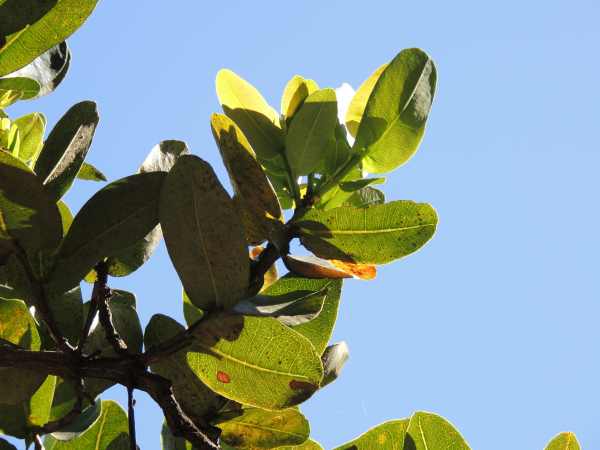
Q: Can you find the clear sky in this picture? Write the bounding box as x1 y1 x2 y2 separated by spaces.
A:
7 1 600 448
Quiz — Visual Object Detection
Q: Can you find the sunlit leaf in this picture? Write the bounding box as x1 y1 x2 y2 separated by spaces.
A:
345 63 387 137
0 77 39 106
76 162 106 182
0 0 99 76
50 399 102 441
285 89 337 176
213 404 309 448
405 411 470 450
187 312 323 410
353 49 436 174
44 400 130 449
159 155 249 311
545 432 581 450
333 419 409 450
283 255 352 279
216 69 283 159
296 201 437 264
281 75 318 121
12 112 45 164
344 186 385 208
212 113 283 246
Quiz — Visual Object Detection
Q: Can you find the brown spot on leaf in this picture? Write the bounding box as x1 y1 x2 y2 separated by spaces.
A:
287 379 318 405
330 260 377 280
217 371 231 383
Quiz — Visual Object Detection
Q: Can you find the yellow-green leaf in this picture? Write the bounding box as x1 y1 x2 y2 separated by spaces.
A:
159 155 249 311
545 432 581 450
345 63 387 138
187 312 323 410
281 75 319 121
211 113 283 245
216 69 283 160
12 112 45 165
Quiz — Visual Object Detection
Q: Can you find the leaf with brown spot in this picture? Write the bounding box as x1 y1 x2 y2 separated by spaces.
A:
283 255 351 279
159 155 249 311
329 259 376 280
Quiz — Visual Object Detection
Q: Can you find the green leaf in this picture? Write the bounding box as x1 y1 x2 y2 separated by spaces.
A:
333 419 409 449
321 341 349 387
213 404 309 448
344 186 385 208
0 375 56 438
12 112 46 164
216 69 284 159
144 314 224 422
281 75 318 121
187 312 323 410
159 155 249 311
0 0 99 76
0 151 62 275
161 421 192 450
182 289 204 326
211 113 283 245
4 42 70 99
46 286 83 346
545 432 581 450
319 177 385 211
285 88 338 176
0 298 45 405
49 172 165 293
50 399 102 441
296 201 437 265
57 200 73 236
353 49 436 174
279 440 324 450
320 123 351 177
405 411 470 450
0 438 16 450
105 140 188 278
44 400 130 450
34 101 99 201
345 63 387 138
76 162 106 182
0 76 40 106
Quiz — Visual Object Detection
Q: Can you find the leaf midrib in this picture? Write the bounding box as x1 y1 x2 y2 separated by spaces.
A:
302 223 435 236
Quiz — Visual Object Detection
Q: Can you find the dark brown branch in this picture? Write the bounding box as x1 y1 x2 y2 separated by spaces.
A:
34 433 44 450
127 386 137 450
94 261 128 355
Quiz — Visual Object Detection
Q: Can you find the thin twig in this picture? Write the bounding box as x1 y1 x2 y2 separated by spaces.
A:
33 434 44 450
94 261 128 355
127 385 137 450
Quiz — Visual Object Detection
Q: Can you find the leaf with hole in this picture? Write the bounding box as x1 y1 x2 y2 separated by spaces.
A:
159 155 249 311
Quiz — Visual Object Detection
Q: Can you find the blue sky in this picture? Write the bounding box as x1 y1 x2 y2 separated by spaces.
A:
7 0 600 448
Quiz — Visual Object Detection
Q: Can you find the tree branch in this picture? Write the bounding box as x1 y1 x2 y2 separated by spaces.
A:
93 261 128 355
127 386 137 450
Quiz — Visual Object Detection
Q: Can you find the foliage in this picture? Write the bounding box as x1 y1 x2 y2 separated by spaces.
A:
0 3 580 450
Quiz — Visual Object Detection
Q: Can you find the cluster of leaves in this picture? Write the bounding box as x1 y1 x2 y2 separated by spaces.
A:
0 2 581 450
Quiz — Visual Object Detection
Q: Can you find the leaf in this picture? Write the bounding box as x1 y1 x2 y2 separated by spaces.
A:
279 440 324 450
250 246 278 292
105 140 188 278
353 49 436 174
233 281 325 327
0 76 39 106
0 438 16 450
76 162 106 182
161 421 193 450
281 75 318 121
320 341 349 387
144 314 225 422
0 151 62 274
187 312 323 410
0 0 99 76
345 63 388 137
49 172 165 293
265 275 342 355
44 400 130 450
34 101 99 201
213 404 310 448
182 289 203 326
0 298 45 405
159 155 249 311
285 88 338 176
283 255 352 279
344 186 385 208
329 260 376 280
296 201 438 265
12 112 45 164
3 42 70 99
50 399 102 441
545 432 581 450
0 375 56 438
57 200 73 235
333 419 409 450
405 411 470 450
216 69 284 159
211 113 283 245
46 285 83 346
